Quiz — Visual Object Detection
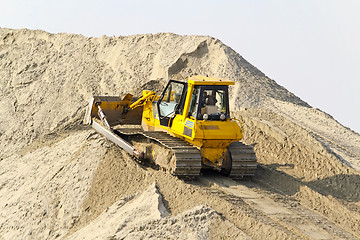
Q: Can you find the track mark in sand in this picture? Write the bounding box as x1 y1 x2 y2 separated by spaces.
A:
199 175 357 240
307 128 360 171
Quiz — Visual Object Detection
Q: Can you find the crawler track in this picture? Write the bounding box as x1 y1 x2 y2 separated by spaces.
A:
112 126 257 178
115 127 202 176
142 131 202 176
228 141 257 178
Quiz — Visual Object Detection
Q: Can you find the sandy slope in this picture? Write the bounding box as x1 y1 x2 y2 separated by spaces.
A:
1 28 360 239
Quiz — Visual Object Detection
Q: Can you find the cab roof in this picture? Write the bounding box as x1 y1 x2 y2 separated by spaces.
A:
187 75 235 86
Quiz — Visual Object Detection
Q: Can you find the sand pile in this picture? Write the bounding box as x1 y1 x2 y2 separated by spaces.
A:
68 184 249 240
68 183 169 239
0 130 105 239
1 28 360 239
0 27 306 159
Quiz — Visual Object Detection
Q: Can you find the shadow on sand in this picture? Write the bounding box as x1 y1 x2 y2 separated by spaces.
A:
255 163 360 202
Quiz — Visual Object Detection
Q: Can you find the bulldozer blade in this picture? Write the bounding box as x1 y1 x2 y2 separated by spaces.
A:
83 95 143 126
92 120 143 159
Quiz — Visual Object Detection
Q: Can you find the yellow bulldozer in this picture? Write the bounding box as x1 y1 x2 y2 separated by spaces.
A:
84 76 257 177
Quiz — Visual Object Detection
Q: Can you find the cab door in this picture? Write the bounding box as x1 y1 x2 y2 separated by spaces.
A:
157 80 187 127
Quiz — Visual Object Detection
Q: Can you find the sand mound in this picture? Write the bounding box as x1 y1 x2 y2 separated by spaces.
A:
68 183 250 240
67 183 169 239
1 28 360 239
0 130 105 239
0 27 306 158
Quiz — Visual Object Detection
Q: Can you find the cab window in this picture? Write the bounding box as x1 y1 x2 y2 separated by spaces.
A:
188 87 200 118
189 85 229 120
157 80 186 125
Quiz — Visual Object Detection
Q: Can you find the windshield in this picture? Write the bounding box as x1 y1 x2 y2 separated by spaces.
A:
189 86 229 120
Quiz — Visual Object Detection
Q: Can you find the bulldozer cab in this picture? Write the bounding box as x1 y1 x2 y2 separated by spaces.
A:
157 78 231 127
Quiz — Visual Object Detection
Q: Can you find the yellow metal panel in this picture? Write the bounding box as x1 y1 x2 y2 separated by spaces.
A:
141 98 156 131
170 115 198 140
197 119 242 140
187 76 235 86
181 84 194 121
84 95 142 126
201 147 227 168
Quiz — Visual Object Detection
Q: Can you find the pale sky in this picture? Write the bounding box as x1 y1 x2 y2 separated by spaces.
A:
1 0 359 133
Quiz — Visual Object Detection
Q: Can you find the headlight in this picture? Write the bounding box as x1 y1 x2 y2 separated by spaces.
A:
220 114 226 120
203 114 209 120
